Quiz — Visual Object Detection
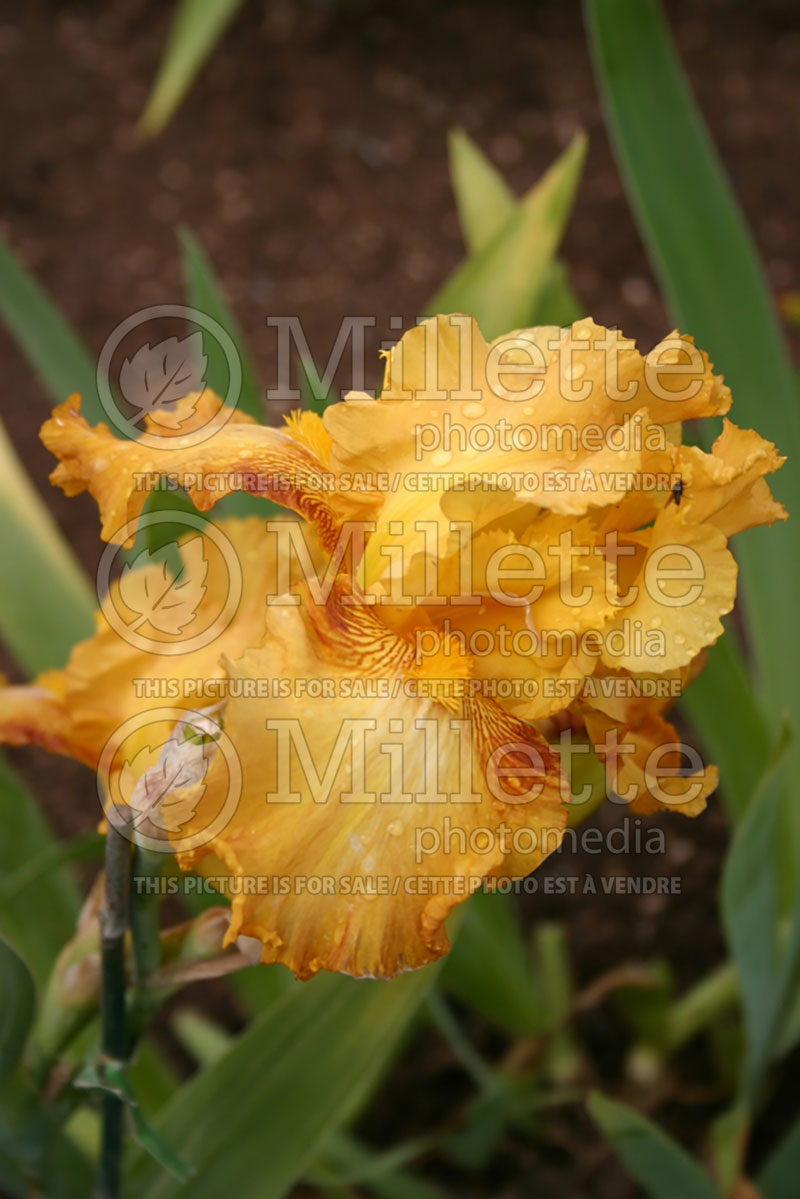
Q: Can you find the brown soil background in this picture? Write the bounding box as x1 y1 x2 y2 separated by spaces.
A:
1 1 799 1196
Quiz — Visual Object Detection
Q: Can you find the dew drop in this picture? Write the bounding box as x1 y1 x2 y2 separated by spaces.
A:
431 449 452 467
462 402 485 419
387 820 403 838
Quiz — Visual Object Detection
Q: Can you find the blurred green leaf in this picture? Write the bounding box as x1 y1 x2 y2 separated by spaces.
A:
584 0 800 852
441 890 546 1036
0 1073 93 1198
721 739 800 1101
129 1040 180 1118
178 226 282 521
759 1111 800 1199
446 1080 516 1171
588 1092 720 1199
0 755 81 989
0 237 100 421
132 480 205 568
0 419 95 675
565 746 608 828
663 962 738 1053
530 922 583 1083
171 1010 231 1069
709 1103 748 1197
77 1059 192 1182
139 0 247 137
228 957 300 1013
425 990 493 1090
448 128 516 253
0 938 36 1083
309 1131 442 1199
679 629 771 822
125 966 437 1197
532 259 583 326
530 922 572 1028
178 226 263 423
614 960 673 1053
429 131 587 340
447 129 583 326
0 833 102 904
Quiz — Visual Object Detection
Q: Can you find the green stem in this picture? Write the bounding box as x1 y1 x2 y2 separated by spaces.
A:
128 847 165 1043
95 825 131 1199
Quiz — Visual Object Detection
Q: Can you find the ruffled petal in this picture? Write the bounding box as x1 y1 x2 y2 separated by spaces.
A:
677 419 787 537
41 394 353 549
0 518 292 771
583 706 716 817
175 583 568 979
0 675 83 762
416 515 617 720
599 507 738 673
323 316 729 597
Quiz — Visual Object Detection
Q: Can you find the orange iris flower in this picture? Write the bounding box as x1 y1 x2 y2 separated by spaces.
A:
0 315 785 978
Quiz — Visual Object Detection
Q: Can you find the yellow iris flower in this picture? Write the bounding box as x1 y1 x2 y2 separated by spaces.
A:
0 314 785 978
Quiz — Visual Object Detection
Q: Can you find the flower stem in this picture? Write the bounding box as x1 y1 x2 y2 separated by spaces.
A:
128 847 165 1044
95 824 131 1199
